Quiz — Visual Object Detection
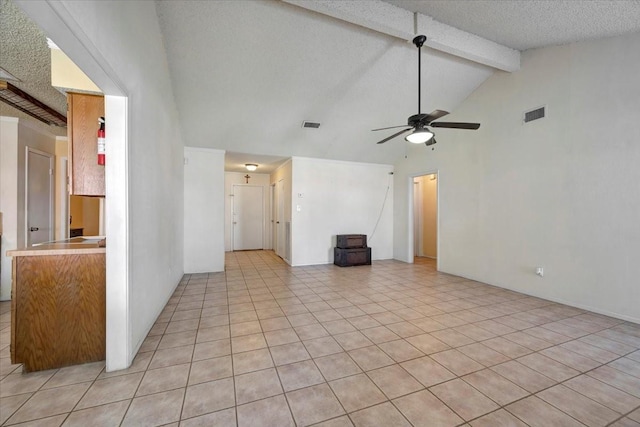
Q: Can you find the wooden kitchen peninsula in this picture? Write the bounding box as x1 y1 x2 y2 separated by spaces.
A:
8 239 106 372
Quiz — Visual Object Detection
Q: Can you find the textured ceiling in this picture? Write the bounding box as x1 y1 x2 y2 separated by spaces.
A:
383 0 640 51
156 0 493 166
6 0 639 167
0 0 67 135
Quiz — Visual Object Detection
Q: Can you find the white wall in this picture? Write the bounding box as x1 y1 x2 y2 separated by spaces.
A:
291 157 394 266
184 147 225 273
19 0 186 369
0 118 56 300
394 32 640 322
224 172 271 252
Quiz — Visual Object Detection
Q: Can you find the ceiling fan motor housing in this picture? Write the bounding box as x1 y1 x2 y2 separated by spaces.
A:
408 113 431 127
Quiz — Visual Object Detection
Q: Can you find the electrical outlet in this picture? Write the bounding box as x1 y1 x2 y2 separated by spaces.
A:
535 267 544 277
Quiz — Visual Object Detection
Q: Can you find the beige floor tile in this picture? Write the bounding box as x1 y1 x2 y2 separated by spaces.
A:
6 255 640 427
482 337 532 358
182 377 235 420
232 348 274 375
360 326 400 344
188 355 232 385
0 392 32 425
349 401 410 427
62 400 129 427
329 373 386 412
159 330 197 349
41 362 105 390
277 359 325 391
462 339 514 365
490 360 555 393
0 370 56 398
540 345 601 371
470 409 528 427
230 321 262 337
76 372 143 409
231 333 267 353
121 388 184 426
322 320 357 335
400 356 456 387
237 395 293 427
7 382 91 425
517 352 579 381
348 346 395 371
198 314 229 329
431 349 484 376
348 316 382 330
609 357 640 378
333 331 374 351
180 407 236 427
564 374 640 414
378 340 424 362
303 336 343 358
538 384 619 427
506 395 586 427
11 414 67 426
462 369 529 406
270 342 311 366
260 317 291 332
192 339 231 361
149 344 194 369
286 383 345 426
431 378 499 421
165 318 200 334
367 364 423 399
314 352 362 381
135 363 190 396
294 323 329 340
393 389 464 427
405 333 450 355
312 415 354 426
234 367 283 404
264 328 300 347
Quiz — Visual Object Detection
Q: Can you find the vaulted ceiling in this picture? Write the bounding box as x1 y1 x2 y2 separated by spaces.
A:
3 0 640 170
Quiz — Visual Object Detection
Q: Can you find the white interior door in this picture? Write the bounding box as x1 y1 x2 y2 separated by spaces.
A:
276 179 285 257
232 185 264 250
26 148 54 246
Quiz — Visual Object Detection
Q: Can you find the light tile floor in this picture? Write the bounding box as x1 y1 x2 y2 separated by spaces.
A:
1 250 640 426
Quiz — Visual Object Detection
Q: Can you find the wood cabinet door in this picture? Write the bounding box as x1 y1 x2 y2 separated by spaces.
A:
68 93 105 197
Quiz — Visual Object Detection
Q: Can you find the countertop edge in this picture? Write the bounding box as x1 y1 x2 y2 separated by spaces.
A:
7 247 106 257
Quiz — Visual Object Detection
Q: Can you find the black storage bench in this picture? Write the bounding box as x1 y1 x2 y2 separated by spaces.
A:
334 234 371 267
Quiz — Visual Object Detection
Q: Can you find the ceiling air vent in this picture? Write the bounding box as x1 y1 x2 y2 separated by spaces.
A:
524 106 545 123
302 121 320 129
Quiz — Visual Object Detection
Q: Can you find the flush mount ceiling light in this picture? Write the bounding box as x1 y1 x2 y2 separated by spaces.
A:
405 126 434 144
0 80 67 126
245 164 258 171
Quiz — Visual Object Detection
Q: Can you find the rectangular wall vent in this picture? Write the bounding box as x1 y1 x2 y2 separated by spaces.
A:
302 121 320 129
524 106 545 123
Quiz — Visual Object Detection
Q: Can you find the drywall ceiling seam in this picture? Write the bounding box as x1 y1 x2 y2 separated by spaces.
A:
281 0 520 72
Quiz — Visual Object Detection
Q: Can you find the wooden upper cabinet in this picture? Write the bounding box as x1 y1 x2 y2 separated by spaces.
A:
68 93 105 197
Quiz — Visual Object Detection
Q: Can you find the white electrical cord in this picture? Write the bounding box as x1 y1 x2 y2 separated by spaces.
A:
369 172 393 243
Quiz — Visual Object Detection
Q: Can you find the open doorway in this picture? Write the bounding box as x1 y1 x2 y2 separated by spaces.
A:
412 173 438 266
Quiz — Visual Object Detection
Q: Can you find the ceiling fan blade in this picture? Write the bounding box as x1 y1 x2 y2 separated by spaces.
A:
376 128 412 144
372 125 410 131
423 110 449 122
430 122 480 130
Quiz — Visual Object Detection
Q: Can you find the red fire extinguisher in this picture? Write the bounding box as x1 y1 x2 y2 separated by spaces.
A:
97 116 105 166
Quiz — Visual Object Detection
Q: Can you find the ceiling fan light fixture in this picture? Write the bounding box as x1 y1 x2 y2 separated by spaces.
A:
245 163 258 171
405 127 434 144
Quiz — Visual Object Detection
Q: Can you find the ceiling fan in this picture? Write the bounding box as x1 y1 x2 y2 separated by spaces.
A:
374 35 480 146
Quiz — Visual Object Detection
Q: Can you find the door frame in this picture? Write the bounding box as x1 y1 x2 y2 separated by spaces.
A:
25 147 54 246
407 170 440 270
